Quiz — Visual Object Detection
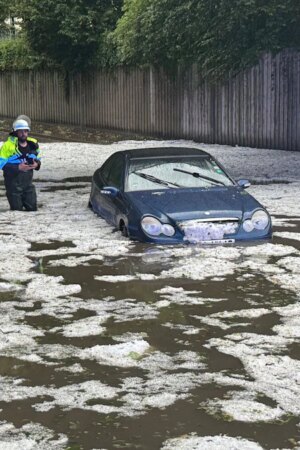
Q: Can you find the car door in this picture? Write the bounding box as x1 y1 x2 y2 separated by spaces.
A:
92 157 114 221
98 154 125 224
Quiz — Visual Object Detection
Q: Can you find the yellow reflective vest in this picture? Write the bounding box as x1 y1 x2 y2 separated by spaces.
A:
0 136 40 169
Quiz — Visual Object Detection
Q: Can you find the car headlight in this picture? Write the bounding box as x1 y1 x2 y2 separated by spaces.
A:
243 219 254 233
251 210 269 230
141 217 175 237
243 210 269 232
161 224 175 237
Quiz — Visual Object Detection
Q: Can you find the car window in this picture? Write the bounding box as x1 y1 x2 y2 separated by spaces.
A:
93 168 103 187
106 156 124 189
101 157 115 184
126 156 234 191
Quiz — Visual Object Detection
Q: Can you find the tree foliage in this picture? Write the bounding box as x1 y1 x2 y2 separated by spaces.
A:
18 0 122 72
0 0 14 23
1 0 300 76
0 0 19 35
0 37 57 70
113 0 300 78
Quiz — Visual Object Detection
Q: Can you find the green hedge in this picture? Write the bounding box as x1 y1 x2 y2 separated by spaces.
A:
0 37 59 71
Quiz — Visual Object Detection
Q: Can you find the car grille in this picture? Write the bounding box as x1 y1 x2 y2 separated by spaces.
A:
178 218 240 243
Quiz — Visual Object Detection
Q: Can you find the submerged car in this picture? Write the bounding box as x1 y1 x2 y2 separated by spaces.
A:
89 147 272 244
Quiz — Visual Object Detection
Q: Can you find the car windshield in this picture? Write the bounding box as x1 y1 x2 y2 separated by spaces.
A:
126 156 234 192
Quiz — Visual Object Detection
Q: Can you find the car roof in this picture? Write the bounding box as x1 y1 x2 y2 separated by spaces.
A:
113 147 211 159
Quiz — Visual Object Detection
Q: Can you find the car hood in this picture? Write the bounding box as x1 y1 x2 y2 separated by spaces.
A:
126 187 262 222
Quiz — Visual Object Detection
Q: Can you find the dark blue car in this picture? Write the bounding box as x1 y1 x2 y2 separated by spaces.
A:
89 147 272 244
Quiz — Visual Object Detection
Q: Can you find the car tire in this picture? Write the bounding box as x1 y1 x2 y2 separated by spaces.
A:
120 222 128 237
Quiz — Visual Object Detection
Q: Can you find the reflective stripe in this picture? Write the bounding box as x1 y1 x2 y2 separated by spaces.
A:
27 153 40 160
0 158 7 169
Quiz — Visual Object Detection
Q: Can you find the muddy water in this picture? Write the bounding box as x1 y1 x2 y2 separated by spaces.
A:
0 178 300 449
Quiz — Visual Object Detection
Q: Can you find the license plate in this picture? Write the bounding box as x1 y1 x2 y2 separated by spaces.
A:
179 221 239 243
194 238 235 245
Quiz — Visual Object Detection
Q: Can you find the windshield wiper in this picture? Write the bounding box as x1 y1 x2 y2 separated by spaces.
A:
134 171 182 188
173 168 225 186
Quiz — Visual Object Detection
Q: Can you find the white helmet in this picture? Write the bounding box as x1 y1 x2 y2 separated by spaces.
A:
13 119 30 132
16 115 31 127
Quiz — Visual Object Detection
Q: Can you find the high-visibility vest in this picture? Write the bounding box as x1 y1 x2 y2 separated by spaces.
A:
0 136 40 169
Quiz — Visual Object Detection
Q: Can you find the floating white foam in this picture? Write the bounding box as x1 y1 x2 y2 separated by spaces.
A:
272 303 300 338
249 183 300 217
23 275 81 302
159 257 236 281
94 275 136 283
195 308 270 330
78 340 151 367
0 283 24 293
161 433 263 449
112 332 148 343
0 421 68 450
120 370 205 417
51 314 109 337
277 256 300 273
204 398 284 422
274 232 300 241
55 363 85 373
272 218 298 227
33 380 118 413
155 286 224 306
269 272 300 293
241 243 298 257
213 308 270 319
206 333 300 418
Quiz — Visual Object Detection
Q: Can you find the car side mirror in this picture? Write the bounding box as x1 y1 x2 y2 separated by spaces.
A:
237 179 251 189
100 186 120 197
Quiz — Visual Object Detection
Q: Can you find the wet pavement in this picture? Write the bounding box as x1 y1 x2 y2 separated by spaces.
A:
0 139 299 449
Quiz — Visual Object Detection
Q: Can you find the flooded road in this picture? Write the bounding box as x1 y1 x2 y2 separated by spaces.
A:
0 140 299 449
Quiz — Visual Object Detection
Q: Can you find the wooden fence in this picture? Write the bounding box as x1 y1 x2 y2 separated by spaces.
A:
0 49 299 150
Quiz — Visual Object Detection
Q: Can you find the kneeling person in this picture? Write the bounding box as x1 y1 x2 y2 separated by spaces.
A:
0 117 41 211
